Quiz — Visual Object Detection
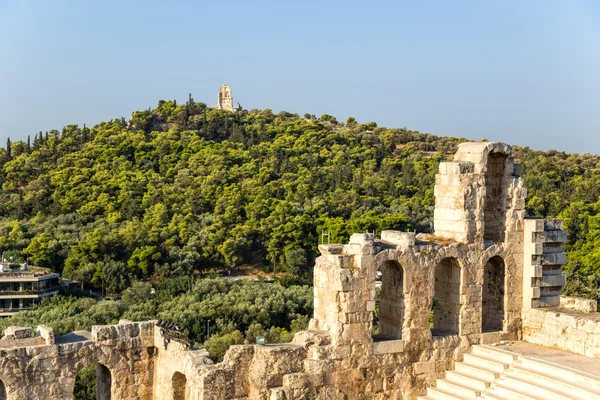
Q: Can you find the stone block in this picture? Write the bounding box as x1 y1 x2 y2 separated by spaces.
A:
530 253 567 266
532 274 566 288
525 219 545 232
330 345 352 360
560 296 597 313
373 340 405 355
3 326 33 340
531 296 560 308
366 301 376 312
381 231 415 247
318 244 344 255
283 373 323 389
532 230 567 243
349 233 374 245
544 219 564 230
413 362 436 375
36 325 55 345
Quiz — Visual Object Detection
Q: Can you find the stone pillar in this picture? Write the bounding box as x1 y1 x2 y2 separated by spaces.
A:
522 219 567 308
433 161 478 243
502 174 527 331
310 234 375 346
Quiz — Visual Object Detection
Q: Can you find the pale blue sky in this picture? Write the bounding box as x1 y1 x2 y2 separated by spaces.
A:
1 0 599 153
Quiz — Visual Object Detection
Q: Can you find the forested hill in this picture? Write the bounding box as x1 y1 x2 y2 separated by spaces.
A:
1 97 600 297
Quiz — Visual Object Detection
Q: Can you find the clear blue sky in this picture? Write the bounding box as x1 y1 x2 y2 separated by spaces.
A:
1 0 598 153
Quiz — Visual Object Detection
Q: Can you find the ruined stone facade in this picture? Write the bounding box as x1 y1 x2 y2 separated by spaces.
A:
216 84 234 111
0 141 596 400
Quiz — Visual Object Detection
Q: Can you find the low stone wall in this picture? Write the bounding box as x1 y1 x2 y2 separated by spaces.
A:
560 295 597 313
522 307 600 358
0 321 156 400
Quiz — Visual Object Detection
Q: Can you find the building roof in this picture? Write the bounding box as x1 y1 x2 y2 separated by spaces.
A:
0 263 59 281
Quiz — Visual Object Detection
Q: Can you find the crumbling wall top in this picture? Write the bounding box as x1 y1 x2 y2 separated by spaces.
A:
2 326 33 340
453 141 514 172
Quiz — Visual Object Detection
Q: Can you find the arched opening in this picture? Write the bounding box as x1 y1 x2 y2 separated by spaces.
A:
431 258 461 336
482 256 506 332
484 152 508 242
172 372 187 400
372 260 404 341
74 364 111 400
0 379 6 400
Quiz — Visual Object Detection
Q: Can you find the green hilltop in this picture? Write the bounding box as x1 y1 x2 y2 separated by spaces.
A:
1 97 600 297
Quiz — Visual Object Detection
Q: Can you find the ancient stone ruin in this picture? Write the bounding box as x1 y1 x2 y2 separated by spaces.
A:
1 141 599 399
216 84 234 111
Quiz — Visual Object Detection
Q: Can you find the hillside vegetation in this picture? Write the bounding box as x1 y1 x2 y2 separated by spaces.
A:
0 277 312 362
1 97 600 298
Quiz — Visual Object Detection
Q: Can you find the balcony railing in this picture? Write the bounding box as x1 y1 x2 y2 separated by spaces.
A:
0 307 33 313
0 287 60 296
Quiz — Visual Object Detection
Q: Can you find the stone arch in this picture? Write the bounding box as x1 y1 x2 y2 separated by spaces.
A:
431 257 462 336
482 255 506 332
73 363 112 400
453 141 513 169
0 378 5 400
172 371 187 400
484 152 508 242
372 260 405 340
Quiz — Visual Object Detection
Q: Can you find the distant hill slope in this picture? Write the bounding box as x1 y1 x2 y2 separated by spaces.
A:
1 97 599 297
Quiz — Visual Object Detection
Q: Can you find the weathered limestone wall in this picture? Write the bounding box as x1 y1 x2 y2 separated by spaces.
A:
522 307 600 358
294 229 523 399
560 295 598 313
151 324 307 400
274 142 531 399
0 322 156 400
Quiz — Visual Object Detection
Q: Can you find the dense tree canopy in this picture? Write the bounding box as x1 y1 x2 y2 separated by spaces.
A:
1 97 599 296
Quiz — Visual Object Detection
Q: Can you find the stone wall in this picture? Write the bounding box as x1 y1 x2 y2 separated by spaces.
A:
560 295 598 313
0 321 156 400
522 307 600 358
273 142 531 399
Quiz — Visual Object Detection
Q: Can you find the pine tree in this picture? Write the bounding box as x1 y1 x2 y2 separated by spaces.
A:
27 135 31 152
6 137 11 158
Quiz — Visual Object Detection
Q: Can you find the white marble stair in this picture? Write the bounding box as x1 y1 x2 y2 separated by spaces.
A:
418 344 600 400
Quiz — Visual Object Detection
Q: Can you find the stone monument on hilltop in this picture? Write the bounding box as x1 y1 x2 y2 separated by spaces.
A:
216 84 234 111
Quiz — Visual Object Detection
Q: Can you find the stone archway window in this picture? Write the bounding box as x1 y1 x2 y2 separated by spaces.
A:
431 257 461 336
172 372 187 400
482 256 506 332
0 378 6 400
372 260 404 341
74 364 112 400
484 152 508 242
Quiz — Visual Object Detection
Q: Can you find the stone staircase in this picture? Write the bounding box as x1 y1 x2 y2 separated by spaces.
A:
419 345 600 399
